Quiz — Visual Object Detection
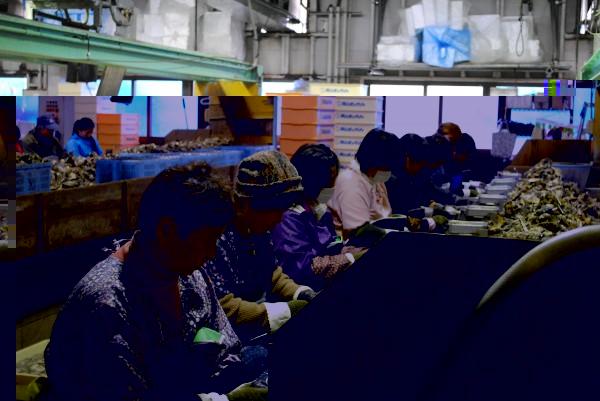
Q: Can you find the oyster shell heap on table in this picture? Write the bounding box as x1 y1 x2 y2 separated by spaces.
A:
0 216 7 241
50 154 100 190
488 159 600 242
16 353 46 377
120 136 234 154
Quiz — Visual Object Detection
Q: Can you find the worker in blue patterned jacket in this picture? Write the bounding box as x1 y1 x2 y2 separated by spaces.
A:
43 162 267 401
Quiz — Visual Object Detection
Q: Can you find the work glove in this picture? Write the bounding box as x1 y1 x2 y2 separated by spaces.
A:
341 245 369 263
347 223 387 248
431 215 449 233
227 386 268 401
296 289 317 302
408 216 423 231
288 300 308 316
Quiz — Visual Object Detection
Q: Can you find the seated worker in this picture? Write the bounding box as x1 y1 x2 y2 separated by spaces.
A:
386 134 448 232
271 144 368 292
424 133 458 204
387 133 430 215
66 117 103 157
327 129 398 240
436 121 463 147
44 163 266 401
21 114 66 159
444 132 477 193
203 149 317 343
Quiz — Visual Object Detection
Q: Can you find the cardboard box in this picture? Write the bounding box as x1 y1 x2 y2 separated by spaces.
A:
281 109 336 125
335 97 383 112
334 123 382 137
335 111 383 125
335 149 358 160
98 134 140 146
97 124 139 135
97 113 140 125
334 136 363 150
280 138 333 155
281 124 334 140
281 96 336 110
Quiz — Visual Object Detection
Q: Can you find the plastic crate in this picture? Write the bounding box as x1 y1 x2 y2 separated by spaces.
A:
120 156 185 180
554 162 593 190
16 163 52 195
95 159 122 183
179 150 244 168
216 145 274 160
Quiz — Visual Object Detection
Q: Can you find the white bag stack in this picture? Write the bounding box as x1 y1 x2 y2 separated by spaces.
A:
502 16 543 63
468 15 508 63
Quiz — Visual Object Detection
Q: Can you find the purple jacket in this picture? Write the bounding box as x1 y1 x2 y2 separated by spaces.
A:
271 203 352 291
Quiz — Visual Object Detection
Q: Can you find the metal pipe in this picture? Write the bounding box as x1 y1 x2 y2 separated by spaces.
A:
559 0 566 61
576 0 582 74
341 0 349 82
500 0 504 16
334 6 341 83
549 0 559 63
369 0 375 66
327 6 333 83
496 0 500 15
310 34 315 77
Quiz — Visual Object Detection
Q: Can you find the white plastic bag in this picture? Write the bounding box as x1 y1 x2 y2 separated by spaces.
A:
501 16 543 63
468 15 508 63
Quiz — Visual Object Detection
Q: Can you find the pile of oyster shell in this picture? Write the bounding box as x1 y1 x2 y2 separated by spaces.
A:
120 136 233 154
50 154 99 190
488 159 600 241
0 216 7 241
17 136 237 191
16 353 46 377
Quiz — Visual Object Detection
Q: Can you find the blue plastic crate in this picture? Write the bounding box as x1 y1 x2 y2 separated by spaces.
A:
180 150 244 167
17 163 52 195
95 159 122 183
120 156 187 180
216 145 274 160
116 153 166 159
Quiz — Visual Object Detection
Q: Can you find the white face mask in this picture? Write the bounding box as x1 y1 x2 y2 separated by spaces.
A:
316 187 335 204
373 170 392 183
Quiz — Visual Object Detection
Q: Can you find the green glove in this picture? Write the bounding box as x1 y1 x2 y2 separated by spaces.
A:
227 387 268 401
288 300 308 317
432 215 449 232
347 223 387 248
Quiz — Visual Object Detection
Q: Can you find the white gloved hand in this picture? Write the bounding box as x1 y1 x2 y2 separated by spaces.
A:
264 302 291 332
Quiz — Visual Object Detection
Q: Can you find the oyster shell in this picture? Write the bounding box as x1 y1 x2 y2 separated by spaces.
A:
489 159 600 242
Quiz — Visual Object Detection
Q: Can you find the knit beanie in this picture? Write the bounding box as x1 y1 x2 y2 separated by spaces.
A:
234 149 304 200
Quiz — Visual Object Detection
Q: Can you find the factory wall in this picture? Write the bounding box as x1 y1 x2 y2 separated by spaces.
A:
384 96 500 150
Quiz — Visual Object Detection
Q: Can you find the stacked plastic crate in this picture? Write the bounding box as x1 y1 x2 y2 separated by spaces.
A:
333 97 384 169
280 96 336 158
96 114 140 152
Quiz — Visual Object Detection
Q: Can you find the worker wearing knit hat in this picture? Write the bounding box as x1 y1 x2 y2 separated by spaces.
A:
234 148 304 211
204 149 317 343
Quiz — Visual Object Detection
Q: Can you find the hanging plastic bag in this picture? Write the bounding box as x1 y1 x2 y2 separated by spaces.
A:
491 121 517 159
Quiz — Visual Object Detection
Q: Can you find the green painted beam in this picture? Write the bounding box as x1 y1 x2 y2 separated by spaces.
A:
0 14 260 82
581 49 600 80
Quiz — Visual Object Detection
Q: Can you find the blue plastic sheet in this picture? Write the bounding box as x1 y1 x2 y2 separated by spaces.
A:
422 27 471 68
